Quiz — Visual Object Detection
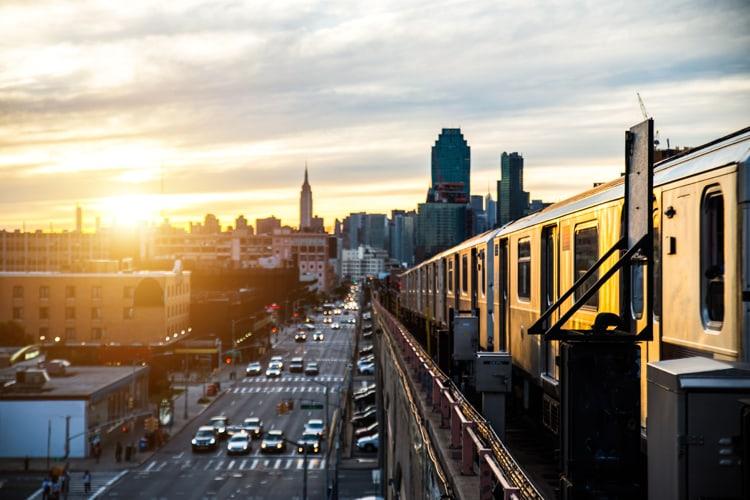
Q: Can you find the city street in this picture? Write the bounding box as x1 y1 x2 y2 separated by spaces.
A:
100 313 356 500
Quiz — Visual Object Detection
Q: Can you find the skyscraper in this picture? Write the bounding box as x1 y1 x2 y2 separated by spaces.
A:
485 193 497 229
299 165 312 230
431 128 471 197
497 152 529 226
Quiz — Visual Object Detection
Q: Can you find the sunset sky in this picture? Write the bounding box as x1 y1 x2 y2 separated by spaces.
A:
1 0 748 232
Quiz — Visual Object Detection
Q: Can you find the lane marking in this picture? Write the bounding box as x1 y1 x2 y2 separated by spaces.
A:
204 459 214 471
145 461 157 472
89 470 129 500
214 460 224 470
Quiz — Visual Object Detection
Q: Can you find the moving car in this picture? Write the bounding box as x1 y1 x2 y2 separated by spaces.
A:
331 322 340 330
355 422 379 439
295 332 307 342
243 417 263 438
209 416 230 438
226 425 246 437
261 430 286 453
226 432 251 455
192 426 218 452
304 362 320 376
356 433 379 452
245 362 262 376
351 408 377 428
289 357 304 373
304 419 326 439
305 323 316 331
313 331 324 341
270 356 284 369
297 432 321 454
323 317 332 324
266 364 282 378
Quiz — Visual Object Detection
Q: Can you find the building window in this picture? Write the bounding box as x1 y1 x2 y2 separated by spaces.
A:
39 286 50 299
518 239 531 300
574 225 599 308
39 307 49 320
123 307 134 319
461 255 468 293
65 307 76 320
65 286 76 299
91 307 102 320
92 328 102 340
123 286 133 299
65 327 76 340
12 307 23 320
92 286 102 299
701 186 724 328
12 286 23 298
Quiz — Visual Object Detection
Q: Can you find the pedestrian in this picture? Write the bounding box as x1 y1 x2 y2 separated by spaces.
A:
83 470 92 494
115 441 123 462
50 478 61 500
61 467 70 500
41 476 52 500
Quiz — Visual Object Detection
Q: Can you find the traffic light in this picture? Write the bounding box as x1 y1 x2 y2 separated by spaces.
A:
225 356 232 365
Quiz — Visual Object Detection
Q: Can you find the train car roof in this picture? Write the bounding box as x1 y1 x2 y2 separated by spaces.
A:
403 126 750 276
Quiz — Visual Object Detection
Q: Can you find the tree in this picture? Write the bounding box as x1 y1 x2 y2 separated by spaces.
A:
0 321 31 346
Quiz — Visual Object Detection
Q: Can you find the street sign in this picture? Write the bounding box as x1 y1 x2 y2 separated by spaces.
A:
301 403 324 410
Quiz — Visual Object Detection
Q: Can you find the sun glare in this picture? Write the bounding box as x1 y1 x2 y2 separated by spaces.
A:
97 194 163 228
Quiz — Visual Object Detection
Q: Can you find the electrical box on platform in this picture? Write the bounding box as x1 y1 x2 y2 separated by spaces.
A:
452 314 478 361
647 357 750 500
475 352 511 393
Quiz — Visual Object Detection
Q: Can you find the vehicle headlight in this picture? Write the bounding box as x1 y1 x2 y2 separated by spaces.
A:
276 443 282 449
298 446 303 453
262 443 267 448
191 439 197 445
209 438 216 444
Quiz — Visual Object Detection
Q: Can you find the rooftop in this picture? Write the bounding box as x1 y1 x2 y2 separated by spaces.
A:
0 270 189 278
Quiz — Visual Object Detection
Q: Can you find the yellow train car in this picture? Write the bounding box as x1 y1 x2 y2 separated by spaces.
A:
399 126 750 433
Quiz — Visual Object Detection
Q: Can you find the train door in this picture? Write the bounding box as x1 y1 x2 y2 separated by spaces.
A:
498 238 509 351
540 225 559 380
486 240 495 352
471 247 478 313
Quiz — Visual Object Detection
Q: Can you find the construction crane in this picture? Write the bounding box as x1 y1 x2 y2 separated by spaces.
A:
636 92 661 147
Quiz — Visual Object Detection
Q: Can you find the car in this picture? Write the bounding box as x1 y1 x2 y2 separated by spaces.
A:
295 332 307 342
304 362 320 376
261 430 286 453
226 432 251 455
243 417 263 438
353 405 376 418
351 408 377 428
331 323 340 330
358 355 374 364
355 422 379 439
192 426 218 451
289 357 304 373
226 424 246 437
266 366 282 378
209 416 230 438
362 331 373 339
354 384 376 397
297 432 321 454
348 318 357 324
324 317 333 324
313 331 324 341
270 356 284 369
358 363 374 375
362 312 372 320
359 345 374 356
354 390 376 406
245 362 262 376
305 323 316 330
304 419 326 439
356 433 379 452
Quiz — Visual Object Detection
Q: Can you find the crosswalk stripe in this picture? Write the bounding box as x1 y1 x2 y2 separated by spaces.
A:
251 459 259 470
145 460 157 472
204 460 213 471
214 460 224 471
285 459 293 469
308 459 319 469
239 459 247 469
320 459 326 469
292 387 298 392
274 459 281 469
227 460 235 470
297 459 304 469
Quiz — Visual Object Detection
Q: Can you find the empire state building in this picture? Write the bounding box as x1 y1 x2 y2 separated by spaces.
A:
299 165 313 230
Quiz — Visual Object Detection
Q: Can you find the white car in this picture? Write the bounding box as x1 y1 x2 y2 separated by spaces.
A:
266 362 282 378
313 331 324 341
331 323 340 330
304 419 326 439
356 433 379 452
226 432 251 455
270 356 284 370
358 363 374 375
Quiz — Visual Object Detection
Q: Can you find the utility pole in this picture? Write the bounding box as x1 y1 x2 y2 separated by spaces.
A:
46 419 51 469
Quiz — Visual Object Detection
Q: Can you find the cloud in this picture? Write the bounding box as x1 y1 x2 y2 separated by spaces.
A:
0 0 748 230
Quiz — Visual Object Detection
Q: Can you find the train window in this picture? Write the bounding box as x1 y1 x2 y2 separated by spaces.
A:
653 211 661 319
574 226 599 308
518 239 531 301
478 250 485 297
447 260 454 293
631 263 644 319
701 186 724 328
461 255 468 293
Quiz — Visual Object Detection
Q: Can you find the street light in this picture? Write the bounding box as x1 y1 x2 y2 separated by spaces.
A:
278 436 311 500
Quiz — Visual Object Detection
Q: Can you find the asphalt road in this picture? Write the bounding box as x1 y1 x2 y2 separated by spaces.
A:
101 313 356 500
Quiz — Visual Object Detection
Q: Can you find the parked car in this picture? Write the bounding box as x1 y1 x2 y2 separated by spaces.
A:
226 432 251 455
304 419 326 439
356 433 379 452
209 416 230 438
353 405 376 418
354 384 376 397
192 426 218 452
362 331 373 339
351 408 377 428
359 345 374 356
289 357 304 373
354 390 376 406
357 363 374 375
304 362 320 376
355 422 379 439
245 362 262 376
261 430 286 453
358 355 374 365
243 417 263 438
297 432 321 454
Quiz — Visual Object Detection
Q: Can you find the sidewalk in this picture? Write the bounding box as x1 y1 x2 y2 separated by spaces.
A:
0 378 228 475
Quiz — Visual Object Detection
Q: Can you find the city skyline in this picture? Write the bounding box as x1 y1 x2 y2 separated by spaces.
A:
1 1 749 231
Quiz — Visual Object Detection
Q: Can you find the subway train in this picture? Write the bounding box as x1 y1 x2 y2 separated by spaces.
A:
395 126 750 432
